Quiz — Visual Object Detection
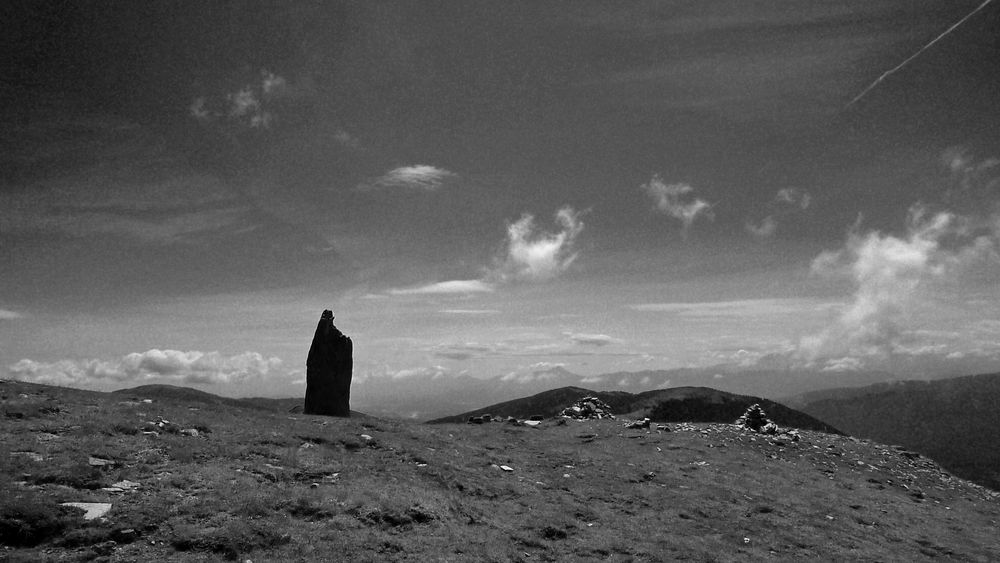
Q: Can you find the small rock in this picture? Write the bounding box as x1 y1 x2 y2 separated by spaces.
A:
88 456 114 467
179 428 199 437
523 420 541 427
360 434 373 441
500 465 514 472
310 483 319 489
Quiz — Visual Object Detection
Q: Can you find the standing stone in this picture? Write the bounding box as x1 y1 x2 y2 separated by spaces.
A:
304 309 353 417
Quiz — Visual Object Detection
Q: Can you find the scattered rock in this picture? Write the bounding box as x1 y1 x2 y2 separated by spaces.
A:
625 418 651 429
61 502 113 520
468 416 484 424
304 309 353 417
735 404 779 434
560 397 615 420
88 456 114 467
179 428 199 437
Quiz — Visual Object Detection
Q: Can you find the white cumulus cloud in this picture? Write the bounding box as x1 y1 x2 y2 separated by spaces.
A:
494 206 584 282
641 175 713 233
798 206 997 361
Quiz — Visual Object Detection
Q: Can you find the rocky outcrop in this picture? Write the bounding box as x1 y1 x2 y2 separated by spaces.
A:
560 396 615 420
735 403 777 434
304 310 353 417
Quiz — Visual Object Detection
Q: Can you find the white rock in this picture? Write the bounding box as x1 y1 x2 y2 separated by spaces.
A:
62 502 113 520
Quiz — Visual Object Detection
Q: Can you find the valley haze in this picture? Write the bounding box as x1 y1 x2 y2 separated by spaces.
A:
3 2 1000 417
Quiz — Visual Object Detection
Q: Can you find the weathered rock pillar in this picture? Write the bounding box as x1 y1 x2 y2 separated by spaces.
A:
304 309 353 416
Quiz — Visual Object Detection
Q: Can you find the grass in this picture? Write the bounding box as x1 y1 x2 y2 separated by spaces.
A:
2 378 1000 561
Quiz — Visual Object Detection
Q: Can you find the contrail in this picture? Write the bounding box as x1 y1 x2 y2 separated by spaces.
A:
846 0 994 108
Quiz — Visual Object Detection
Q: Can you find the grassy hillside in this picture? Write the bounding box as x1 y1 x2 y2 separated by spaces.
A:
792 372 1000 492
429 386 842 434
2 378 999 562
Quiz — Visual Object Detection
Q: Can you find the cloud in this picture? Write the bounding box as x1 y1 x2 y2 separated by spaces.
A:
745 216 777 238
746 188 812 238
628 298 830 317
385 205 583 296
8 349 283 388
500 362 567 384
0 309 24 320
189 68 295 130
641 175 713 233
798 205 997 361
494 206 584 282
389 365 451 380
357 165 457 192
775 188 812 210
333 129 361 149
388 279 495 295
438 309 500 315
565 332 620 347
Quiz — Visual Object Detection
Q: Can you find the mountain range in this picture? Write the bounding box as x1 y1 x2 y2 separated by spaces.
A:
786 372 1000 492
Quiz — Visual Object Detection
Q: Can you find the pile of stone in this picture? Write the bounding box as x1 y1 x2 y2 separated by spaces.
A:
735 403 779 434
560 397 615 420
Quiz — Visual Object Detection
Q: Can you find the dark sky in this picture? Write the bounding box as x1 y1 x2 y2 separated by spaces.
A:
3 1 1000 407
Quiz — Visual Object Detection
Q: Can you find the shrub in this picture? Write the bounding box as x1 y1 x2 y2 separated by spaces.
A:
0 492 78 547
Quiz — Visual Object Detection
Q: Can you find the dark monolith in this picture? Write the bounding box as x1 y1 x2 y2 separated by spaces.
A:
304 309 353 416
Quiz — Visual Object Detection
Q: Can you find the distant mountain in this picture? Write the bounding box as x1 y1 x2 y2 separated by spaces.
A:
113 384 357 416
427 385 842 434
789 372 1000 491
352 365 899 421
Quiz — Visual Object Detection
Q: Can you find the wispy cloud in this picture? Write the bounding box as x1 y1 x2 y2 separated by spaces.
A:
388 279 495 295
746 188 812 238
641 175 712 234
438 309 500 315
628 298 830 317
775 188 812 210
189 69 294 130
493 206 584 282
0 309 24 320
8 349 283 388
500 362 567 384
389 365 451 380
745 216 778 238
565 332 620 347
357 165 457 192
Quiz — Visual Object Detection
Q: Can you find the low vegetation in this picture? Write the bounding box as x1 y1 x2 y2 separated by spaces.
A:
2 379 999 561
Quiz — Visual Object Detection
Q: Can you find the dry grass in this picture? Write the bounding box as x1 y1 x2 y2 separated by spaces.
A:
2 378 999 562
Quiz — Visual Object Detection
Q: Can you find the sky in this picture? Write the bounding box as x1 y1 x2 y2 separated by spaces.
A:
3 1 1000 415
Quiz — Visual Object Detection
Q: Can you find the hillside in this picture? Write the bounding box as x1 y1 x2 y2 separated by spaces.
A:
3 378 999 561
428 386 842 434
790 372 1000 492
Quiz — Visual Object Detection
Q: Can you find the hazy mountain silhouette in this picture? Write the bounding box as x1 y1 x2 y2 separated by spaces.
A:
788 372 1000 491
428 385 842 434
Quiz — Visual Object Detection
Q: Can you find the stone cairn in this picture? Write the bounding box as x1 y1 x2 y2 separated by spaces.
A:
304 309 353 417
560 396 616 420
735 403 778 434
